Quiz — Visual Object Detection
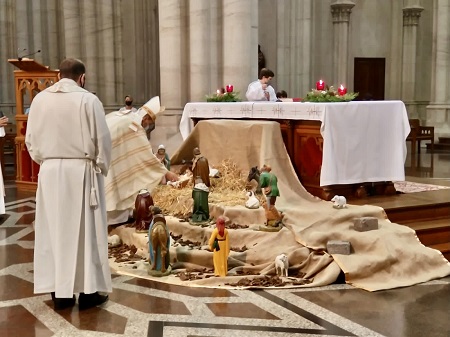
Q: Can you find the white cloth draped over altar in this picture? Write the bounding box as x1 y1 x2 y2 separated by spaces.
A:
179 101 410 187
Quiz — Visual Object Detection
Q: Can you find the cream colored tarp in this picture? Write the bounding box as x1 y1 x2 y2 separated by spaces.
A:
110 120 450 291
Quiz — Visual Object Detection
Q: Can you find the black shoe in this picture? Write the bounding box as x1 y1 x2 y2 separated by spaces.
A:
78 292 109 310
50 292 76 310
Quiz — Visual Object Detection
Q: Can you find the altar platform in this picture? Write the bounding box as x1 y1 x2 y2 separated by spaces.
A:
179 101 410 200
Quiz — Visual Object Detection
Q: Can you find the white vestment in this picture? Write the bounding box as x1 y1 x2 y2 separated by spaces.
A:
25 78 112 298
105 110 167 225
0 126 5 214
245 80 277 102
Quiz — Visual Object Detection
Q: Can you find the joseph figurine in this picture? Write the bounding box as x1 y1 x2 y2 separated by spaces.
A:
191 147 210 187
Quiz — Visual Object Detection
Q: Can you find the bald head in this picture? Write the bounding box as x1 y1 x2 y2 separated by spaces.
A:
59 58 85 81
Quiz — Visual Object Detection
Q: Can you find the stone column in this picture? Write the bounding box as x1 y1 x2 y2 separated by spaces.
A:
0 0 16 108
44 0 61 69
82 0 99 91
276 0 312 97
401 5 424 113
427 0 450 136
62 0 81 60
98 1 116 106
159 0 185 112
223 0 257 97
188 0 211 101
330 0 355 87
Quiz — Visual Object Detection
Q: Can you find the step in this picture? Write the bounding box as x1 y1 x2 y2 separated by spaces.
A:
385 202 450 224
427 143 450 152
429 242 450 261
437 136 450 144
402 219 450 246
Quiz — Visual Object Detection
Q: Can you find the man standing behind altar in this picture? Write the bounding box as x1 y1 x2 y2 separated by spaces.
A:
245 68 277 101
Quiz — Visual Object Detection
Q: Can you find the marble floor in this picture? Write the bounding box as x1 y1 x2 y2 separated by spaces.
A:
0 138 449 337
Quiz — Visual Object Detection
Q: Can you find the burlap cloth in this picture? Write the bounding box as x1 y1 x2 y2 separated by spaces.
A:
110 120 450 291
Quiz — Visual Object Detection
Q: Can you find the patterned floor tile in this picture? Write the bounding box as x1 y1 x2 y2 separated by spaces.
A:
126 277 236 298
0 244 34 269
0 275 36 301
45 299 128 335
206 302 280 320
0 305 53 337
110 288 191 315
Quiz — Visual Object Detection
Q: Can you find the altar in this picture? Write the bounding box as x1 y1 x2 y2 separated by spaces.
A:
179 101 410 200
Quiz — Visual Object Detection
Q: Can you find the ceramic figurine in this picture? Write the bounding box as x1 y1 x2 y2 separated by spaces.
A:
191 147 210 187
247 166 262 194
331 195 347 209
155 144 171 170
259 165 283 229
148 206 171 276
107 234 121 248
208 216 230 277
134 189 154 232
245 190 260 209
275 253 288 277
190 178 210 224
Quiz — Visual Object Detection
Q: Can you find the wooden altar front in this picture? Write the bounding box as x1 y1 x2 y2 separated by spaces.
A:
8 59 59 191
276 120 397 200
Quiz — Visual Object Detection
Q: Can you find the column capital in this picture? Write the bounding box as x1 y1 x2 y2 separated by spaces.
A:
330 1 355 23
403 6 424 26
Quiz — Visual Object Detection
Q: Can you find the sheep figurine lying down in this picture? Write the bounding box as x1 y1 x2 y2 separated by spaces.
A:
331 195 347 209
245 190 260 209
108 234 121 248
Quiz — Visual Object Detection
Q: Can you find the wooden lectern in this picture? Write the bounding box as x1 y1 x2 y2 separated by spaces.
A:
8 59 59 191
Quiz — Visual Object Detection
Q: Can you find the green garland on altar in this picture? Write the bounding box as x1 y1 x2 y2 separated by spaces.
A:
206 91 242 102
303 86 358 102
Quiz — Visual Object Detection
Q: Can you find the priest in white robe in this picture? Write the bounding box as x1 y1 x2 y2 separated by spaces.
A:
105 96 177 225
26 58 112 310
0 115 9 215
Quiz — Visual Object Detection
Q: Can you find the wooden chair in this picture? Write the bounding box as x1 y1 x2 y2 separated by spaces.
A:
406 119 434 153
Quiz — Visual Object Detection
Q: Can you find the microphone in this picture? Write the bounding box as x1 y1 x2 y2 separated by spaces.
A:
18 49 41 61
17 48 26 58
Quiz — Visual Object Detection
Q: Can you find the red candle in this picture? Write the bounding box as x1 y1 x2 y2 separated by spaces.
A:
338 85 347 96
226 84 234 93
316 80 325 90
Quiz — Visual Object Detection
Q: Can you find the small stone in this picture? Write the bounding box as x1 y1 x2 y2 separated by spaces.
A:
327 240 351 255
354 217 379 232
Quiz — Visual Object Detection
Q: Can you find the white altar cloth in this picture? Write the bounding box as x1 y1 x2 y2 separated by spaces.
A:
179 101 410 186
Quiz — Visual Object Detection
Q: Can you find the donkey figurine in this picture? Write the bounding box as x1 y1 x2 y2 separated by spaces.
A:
247 166 262 194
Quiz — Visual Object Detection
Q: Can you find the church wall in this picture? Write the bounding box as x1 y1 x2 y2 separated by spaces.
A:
348 0 394 92
0 0 448 139
414 0 434 121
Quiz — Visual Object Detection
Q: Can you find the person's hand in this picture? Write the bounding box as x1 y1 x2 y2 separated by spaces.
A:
261 84 268 90
165 171 179 182
0 116 9 127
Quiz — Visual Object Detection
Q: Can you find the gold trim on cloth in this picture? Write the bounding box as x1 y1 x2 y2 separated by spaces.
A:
142 106 156 121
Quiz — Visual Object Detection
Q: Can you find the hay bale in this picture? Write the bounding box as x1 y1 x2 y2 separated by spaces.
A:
152 159 264 217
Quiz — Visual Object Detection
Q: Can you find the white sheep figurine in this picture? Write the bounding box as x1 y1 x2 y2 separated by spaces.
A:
331 195 347 209
108 234 121 248
245 190 260 209
275 253 289 277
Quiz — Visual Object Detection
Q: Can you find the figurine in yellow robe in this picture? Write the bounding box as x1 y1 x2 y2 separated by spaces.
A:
208 216 230 277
